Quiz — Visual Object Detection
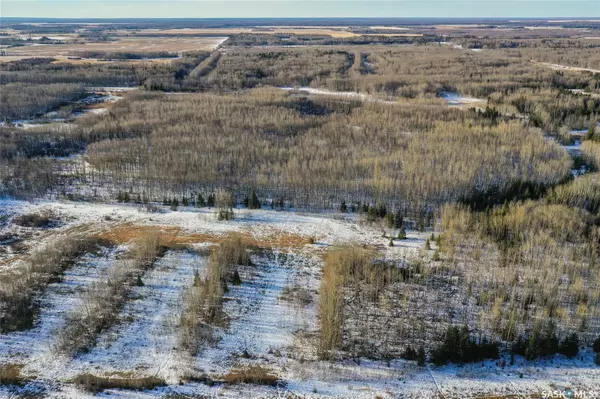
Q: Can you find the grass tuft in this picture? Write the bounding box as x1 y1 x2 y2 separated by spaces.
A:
72 373 166 393
222 365 280 387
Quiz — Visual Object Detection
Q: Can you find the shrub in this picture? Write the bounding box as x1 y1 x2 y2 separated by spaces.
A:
0 235 107 333
248 189 261 210
56 233 166 355
12 211 55 228
397 227 407 240
402 346 417 361
73 374 166 393
179 234 250 355
417 346 426 366
431 325 499 366
593 336 600 353
0 364 28 385
525 325 559 360
223 366 280 387
558 333 579 358
339 200 348 213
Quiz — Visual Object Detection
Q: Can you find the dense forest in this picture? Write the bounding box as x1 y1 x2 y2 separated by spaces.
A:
3 40 597 214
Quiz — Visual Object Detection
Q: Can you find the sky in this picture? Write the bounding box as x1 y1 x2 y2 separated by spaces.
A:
1 0 599 19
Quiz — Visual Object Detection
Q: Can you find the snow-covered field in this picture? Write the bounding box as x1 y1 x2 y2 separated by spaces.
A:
0 199 599 398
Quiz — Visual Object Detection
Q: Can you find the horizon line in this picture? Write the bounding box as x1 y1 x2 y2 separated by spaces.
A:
3 16 600 20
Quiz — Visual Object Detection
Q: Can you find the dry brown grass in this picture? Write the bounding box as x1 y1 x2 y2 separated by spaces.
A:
72 373 166 393
0 234 109 333
0 364 27 385
96 224 311 249
178 233 251 354
222 365 280 386
55 232 167 355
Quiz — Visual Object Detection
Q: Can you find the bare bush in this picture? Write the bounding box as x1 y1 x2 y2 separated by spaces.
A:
0 234 107 333
178 233 250 355
12 210 56 228
72 373 166 393
319 247 374 359
0 363 28 386
55 232 166 355
222 365 280 387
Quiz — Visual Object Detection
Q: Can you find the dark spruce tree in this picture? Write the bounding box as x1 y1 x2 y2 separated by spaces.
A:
248 189 261 209
558 333 579 358
197 193 205 207
394 212 404 229
339 200 348 213
207 194 215 207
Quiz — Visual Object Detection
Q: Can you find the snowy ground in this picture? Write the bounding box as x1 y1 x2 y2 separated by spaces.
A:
0 199 599 398
280 86 398 105
438 91 485 106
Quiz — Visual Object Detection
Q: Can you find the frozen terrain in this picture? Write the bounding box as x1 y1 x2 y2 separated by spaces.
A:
0 200 599 398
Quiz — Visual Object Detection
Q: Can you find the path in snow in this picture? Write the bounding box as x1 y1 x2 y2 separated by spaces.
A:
194 251 305 374
0 247 120 372
280 86 397 104
63 250 206 384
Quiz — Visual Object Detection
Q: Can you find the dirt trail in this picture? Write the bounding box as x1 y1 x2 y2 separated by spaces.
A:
532 60 600 74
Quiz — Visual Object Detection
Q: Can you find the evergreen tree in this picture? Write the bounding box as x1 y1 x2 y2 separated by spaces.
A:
248 189 261 209
386 212 395 228
525 322 559 360
339 200 348 213
394 212 404 229
402 346 417 360
182 196 189 207
558 333 579 358
586 123 596 141
207 194 215 207
170 198 179 211
593 336 600 353
432 325 498 365
231 269 242 285
367 206 378 222
417 346 426 366
511 336 527 357
398 227 407 240
197 193 205 207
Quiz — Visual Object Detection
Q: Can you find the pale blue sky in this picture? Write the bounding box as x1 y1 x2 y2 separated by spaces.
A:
2 1 598 19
